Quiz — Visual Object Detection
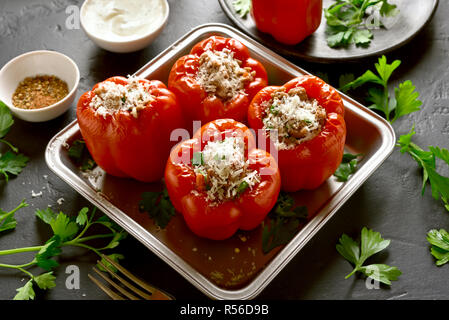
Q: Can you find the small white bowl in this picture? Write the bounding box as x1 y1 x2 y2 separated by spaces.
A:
80 0 170 53
0 50 80 122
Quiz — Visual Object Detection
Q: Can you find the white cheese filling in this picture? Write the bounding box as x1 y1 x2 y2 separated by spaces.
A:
263 88 326 150
89 77 155 118
193 137 260 202
196 48 254 101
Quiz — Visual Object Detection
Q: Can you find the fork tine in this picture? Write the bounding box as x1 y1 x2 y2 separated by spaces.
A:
92 266 140 300
97 259 153 300
88 273 125 300
101 254 174 300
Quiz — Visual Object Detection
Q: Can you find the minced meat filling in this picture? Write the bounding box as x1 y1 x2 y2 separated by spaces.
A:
192 137 260 203
196 48 255 101
263 87 327 150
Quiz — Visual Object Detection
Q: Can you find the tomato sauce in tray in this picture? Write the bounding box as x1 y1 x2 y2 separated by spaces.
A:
46 24 395 299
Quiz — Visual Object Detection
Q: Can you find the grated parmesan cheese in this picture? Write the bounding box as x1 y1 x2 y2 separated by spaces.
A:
263 87 326 150
196 48 254 101
193 137 260 203
89 76 154 118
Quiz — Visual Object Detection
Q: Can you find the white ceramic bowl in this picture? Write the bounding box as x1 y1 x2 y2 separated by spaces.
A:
0 50 80 122
80 0 170 53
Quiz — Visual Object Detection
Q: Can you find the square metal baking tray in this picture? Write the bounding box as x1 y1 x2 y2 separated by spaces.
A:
45 23 396 300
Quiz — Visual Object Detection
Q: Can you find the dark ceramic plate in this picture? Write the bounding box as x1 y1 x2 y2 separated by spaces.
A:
218 0 439 63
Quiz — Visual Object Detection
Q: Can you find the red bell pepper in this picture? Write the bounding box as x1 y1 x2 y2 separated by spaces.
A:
77 76 185 182
168 36 268 126
251 0 323 45
248 75 346 192
164 119 281 240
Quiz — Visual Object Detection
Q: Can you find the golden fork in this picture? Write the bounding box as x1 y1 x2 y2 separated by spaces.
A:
88 254 174 300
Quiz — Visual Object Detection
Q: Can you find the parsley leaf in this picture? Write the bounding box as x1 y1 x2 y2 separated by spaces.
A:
262 192 308 254
97 253 125 273
34 236 62 271
427 229 449 266
397 127 449 212
68 139 96 171
13 280 35 300
76 207 89 226
334 153 362 182
34 272 57 290
342 56 421 123
0 200 28 233
324 0 398 48
232 0 251 18
337 227 401 285
0 151 29 182
139 189 175 229
49 212 79 242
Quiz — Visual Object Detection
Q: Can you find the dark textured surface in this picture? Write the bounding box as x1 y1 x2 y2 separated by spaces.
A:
0 0 448 300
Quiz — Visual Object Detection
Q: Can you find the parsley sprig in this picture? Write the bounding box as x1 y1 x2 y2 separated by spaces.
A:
334 153 362 182
262 192 308 254
427 229 449 266
0 206 127 300
325 0 398 48
337 227 401 285
0 200 28 233
342 56 422 123
232 0 251 18
139 189 176 229
68 139 96 171
0 101 29 181
397 127 449 212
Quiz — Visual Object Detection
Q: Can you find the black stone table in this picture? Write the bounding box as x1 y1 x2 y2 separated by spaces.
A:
1 0 449 300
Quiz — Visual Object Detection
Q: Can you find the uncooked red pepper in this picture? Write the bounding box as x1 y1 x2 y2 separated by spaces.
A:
168 36 268 126
77 76 185 182
251 0 323 45
164 119 281 240
248 75 346 192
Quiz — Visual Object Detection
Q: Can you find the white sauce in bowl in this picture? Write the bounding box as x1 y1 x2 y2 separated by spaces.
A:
82 0 167 41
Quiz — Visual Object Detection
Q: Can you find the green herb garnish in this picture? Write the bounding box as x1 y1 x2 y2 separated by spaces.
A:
68 139 96 171
232 0 251 18
139 189 176 229
325 0 398 48
0 200 28 233
0 101 29 181
262 192 308 254
397 126 449 212
337 227 401 285
341 56 422 123
237 181 249 195
427 229 449 266
0 206 127 300
334 153 362 182
191 152 204 166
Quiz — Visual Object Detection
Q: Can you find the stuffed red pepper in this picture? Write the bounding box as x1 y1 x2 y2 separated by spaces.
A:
165 119 281 240
251 0 323 45
77 76 185 182
168 36 268 126
248 75 346 192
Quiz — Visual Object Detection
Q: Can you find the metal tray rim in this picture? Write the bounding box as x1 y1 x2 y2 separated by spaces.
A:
45 23 396 300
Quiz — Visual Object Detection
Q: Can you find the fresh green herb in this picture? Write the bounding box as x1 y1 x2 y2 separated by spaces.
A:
0 206 127 300
0 102 29 181
262 192 308 254
334 153 362 182
337 227 401 285
68 139 96 171
341 56 422 123
325 0 398 48
269 105 279 115
191 152 204 166
237 181 249 194
427 229 449 266
0 200 28 233
121 96 126 103
139 189 176 229
397 126 449 212
232 0 251 18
